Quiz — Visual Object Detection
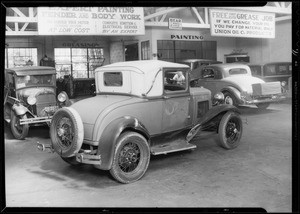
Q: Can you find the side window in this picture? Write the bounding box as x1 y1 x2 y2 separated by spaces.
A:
202 68 215 79
164 69 187 92
103 72 123 86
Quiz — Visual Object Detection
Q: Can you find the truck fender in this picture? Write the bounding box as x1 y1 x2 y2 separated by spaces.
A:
199 104 240 127
95 116 150 170
222 86 242 104
12 104 29 116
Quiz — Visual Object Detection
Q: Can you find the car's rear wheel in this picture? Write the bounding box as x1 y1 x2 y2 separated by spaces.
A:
10 111 29 140
50 107 84 158
223 92 238 107
110 132 150 184
218 111 243 149
256 103 270 110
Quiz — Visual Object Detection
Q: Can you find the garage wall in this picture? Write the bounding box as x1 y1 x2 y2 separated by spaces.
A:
235 20 292 64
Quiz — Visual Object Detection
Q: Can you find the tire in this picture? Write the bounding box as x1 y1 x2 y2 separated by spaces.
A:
223 92 238 107
110 132 150 184
256 103 270 110
218 111 243 150
10 111 29 140
61 156 81 165
50 107 84 158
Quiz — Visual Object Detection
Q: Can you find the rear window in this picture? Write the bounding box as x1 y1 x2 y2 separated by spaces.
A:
229 68 248 75
104 72 123 86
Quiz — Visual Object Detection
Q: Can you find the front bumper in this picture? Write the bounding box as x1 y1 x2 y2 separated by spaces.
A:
36 142 101 165
241 94 286 105
20 116 52 125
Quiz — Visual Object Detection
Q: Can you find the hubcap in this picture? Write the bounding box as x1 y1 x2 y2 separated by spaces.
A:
118 142 141 173
225 96 233 105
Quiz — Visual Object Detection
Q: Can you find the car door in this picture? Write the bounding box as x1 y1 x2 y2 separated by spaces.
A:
162 68 191 133
197 67 219 96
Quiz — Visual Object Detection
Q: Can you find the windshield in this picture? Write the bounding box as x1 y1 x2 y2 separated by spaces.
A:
229 68 248 75
16 74 55 89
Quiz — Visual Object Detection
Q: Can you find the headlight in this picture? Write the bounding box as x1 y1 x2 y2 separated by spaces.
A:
213 92 224 101
57 92 67 102
281 81 287 87
27 96 37 105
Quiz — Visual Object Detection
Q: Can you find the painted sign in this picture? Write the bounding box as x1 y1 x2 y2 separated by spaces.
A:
169 18 182 30
209 9 275 38
170 34 204 40
37 7 145 35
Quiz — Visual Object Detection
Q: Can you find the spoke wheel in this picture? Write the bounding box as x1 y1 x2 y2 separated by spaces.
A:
110 132 150 184
50 107 83 158
224 92 238 107
218 111 243 149
10 111 29 140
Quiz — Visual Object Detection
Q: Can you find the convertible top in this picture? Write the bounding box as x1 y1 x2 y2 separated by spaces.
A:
5 66 56 76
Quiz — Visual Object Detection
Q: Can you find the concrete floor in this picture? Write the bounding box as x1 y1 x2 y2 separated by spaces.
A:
4 101 292 212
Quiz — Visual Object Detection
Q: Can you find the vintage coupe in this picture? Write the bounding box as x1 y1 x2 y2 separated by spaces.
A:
4 66 71 139
191 63 286 109
37 60 243 183
248 62 292 98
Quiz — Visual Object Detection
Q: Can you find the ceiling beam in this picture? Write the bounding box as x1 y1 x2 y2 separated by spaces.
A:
191 7 205 24
144 7 187 20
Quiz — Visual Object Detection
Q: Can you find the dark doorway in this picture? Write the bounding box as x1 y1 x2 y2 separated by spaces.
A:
125 43 139 61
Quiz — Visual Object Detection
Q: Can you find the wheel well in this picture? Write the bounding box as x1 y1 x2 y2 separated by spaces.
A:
202 110 236 133
121 127 150 142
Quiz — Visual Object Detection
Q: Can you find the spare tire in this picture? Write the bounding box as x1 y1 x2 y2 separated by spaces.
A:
50 107 84 158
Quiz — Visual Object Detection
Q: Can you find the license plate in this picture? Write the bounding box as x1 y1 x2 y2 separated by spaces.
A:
44 106 58 113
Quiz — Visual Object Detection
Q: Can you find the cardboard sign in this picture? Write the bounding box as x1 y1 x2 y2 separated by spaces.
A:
210 9 275 38
38 7 145 35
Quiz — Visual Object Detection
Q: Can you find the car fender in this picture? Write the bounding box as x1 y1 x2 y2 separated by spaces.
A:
199 104 240 127
95 116 150 170
221 86 242 104
12 104 30 116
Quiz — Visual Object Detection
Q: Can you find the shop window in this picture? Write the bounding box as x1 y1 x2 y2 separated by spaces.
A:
5 48 38 68
157 40 216 63
54 48 104 79
141 41 150 60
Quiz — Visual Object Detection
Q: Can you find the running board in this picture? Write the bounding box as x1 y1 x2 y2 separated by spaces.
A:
151 139 196 155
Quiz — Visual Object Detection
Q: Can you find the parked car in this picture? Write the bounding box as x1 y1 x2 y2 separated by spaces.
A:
4 66 72 139
191 63 286 109
37 60 243 184
180 59 222 84
248 62 292 98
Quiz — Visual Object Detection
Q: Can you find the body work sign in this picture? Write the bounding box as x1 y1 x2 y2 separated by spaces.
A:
210 9 275 38
38 7 145 35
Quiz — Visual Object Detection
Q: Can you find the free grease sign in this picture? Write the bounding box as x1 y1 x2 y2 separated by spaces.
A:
37 7 145 35
210 9 275 38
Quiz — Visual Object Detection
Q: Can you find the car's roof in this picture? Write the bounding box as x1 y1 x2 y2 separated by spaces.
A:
248 62 291 66
205 63 250 69
180 59 221 63
5 66 56 76
98 60 189 73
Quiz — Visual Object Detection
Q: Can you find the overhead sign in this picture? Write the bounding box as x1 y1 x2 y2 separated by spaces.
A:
209 9 275 38
169 18 182 30
170 34 204 40
37 7 145 35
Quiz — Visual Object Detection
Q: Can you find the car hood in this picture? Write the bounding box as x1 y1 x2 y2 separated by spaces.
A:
71 95 133 125
223 75 265 93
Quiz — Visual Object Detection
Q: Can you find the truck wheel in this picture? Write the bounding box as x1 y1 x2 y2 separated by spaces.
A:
223 92 238 107
256 103 270 110
110 132 150 184
50 107 84 158
10 112 29 140
218 111 243 149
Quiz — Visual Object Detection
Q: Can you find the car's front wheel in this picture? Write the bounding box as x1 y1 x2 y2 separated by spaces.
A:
110 132 150 184
10 111 29 140
218 111 243 149
223 92 238 107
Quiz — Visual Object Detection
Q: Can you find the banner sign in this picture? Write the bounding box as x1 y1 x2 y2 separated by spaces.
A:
169 18 182 30
170 34 204 40
209 9 275 38
37 7 145 35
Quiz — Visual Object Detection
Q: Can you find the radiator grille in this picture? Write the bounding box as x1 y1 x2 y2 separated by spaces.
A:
35 94 57 117
197 101 209 118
